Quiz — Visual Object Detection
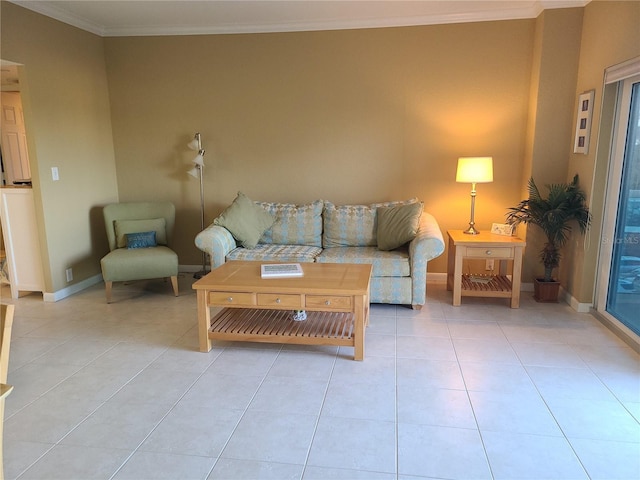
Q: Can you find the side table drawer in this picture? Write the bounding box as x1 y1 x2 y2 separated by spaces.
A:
465 247 513 259
257 293 303 308
209 291 255 307
306 295 352 310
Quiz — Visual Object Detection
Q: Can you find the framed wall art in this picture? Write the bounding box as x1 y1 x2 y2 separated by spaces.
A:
573 90 595 154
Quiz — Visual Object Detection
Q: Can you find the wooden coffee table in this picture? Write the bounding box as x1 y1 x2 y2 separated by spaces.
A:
192 261 372 360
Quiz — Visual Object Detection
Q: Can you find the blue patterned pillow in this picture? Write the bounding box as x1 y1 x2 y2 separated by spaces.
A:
126 231 157 249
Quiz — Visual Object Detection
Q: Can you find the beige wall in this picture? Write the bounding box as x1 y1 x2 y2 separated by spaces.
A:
518 7 584 283
104 21 535 270
3 0 639 302
1 2 118 294
564 0 640 303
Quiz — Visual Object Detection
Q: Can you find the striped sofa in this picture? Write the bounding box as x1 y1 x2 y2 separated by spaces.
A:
195 197 444 309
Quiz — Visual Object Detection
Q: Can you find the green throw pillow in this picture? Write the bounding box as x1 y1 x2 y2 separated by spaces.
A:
377 202 423 251
214 192 275 249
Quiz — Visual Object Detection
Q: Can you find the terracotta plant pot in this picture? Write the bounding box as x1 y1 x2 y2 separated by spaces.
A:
533 278 560 302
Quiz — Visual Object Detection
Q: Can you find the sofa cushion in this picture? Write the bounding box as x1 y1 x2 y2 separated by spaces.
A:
257 200 323 247
377 201 423 251
322 198 419 248
227 244 322 263
214 192 276 249
115 218 167 248
316 246 410 277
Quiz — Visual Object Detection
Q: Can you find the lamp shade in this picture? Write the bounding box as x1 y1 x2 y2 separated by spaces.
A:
187 166 200 178
456 157 493 183
187 132 201 151
192 152 205 167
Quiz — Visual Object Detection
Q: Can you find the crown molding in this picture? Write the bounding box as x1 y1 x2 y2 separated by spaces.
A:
8 0 590 38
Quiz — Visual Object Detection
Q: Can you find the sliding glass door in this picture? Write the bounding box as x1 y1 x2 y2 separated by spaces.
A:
598 74 640 336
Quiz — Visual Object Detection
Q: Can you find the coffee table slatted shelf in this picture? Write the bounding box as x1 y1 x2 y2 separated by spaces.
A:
210 308 355 346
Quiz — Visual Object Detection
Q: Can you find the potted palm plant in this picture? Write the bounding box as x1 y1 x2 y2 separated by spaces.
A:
506 174 590 302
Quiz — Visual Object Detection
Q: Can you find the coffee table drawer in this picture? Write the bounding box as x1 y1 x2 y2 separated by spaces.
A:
257 293 302 308
306 295 352 310
209 291 256 307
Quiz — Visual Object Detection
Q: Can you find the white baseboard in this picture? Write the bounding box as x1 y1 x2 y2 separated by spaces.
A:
43 273 103 302
427 272 447 284
560 286 593 313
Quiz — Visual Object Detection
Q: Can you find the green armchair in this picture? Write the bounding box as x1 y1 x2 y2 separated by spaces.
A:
100 202 179 303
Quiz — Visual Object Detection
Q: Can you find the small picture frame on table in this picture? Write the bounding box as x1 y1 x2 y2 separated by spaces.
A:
573 90 595 154
491 223 514 236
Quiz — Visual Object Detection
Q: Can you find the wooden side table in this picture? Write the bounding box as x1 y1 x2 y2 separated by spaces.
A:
447 230 526 308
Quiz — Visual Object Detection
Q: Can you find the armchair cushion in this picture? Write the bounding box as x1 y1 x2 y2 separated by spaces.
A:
214 192 275 249
376 201 423 251
100 246 178 282
115 218 166 248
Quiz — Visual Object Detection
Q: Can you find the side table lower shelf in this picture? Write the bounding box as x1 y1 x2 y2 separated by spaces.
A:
460 274 513 298
209 308 356 348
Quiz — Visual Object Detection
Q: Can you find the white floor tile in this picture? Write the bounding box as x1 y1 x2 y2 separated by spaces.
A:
60 400 170 450
469 390 563 436
209 458 303 480
398 423 492 479
222 410 318 465
397 384 476 429
3 280 639 479
113 450 215 480
308 416 396 473
140 404 242 457
482 431 589 479
569 437 640 480
18 444 131 480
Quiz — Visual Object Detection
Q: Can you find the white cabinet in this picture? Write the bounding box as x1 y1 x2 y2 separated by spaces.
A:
0 188 45 298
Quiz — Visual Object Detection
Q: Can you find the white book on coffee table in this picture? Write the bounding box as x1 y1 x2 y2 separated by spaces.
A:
260 263 304 278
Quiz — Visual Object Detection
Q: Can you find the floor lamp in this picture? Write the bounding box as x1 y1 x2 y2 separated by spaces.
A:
187 132 209 278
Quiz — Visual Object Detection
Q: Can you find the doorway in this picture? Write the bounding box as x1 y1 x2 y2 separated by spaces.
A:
1 62 31 186
596 70 640 339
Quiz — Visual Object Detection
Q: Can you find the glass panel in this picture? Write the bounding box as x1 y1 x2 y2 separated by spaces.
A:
607 81 640 335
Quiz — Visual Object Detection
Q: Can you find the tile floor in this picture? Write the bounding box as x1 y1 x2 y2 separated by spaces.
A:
1 274 639 480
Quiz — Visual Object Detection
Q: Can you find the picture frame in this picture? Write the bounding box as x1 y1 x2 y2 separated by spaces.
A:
491 223 514 236
573 90 595 154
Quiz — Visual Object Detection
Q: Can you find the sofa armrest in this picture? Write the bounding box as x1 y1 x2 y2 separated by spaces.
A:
194 224 237 269
408 212 445 306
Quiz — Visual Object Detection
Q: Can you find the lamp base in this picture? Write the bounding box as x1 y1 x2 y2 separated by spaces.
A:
463 225 481 235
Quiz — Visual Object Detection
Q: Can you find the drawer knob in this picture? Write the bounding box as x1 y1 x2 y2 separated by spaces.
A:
227 297 233 302
276 298 281 304
325 300 331 305
486 250 492 255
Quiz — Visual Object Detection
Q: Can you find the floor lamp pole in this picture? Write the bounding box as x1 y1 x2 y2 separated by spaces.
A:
194 164 209 279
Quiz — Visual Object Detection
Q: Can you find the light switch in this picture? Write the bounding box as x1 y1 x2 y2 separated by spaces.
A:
51 167 59 181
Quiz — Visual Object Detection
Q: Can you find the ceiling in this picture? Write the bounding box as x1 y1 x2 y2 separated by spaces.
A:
9 0 589 37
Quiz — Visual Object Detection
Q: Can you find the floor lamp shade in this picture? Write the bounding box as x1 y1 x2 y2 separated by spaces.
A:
456 157 493 234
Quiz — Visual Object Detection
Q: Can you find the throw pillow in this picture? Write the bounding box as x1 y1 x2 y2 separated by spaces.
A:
126 231 157 249
377 201 423 251
115 218 167 248
214 192 276 249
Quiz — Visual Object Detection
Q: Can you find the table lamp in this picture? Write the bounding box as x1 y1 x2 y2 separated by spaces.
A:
456 156 493 235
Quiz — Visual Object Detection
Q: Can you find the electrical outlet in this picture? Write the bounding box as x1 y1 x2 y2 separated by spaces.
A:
485 259 495 271
51 167 60 181
65 268 73 282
